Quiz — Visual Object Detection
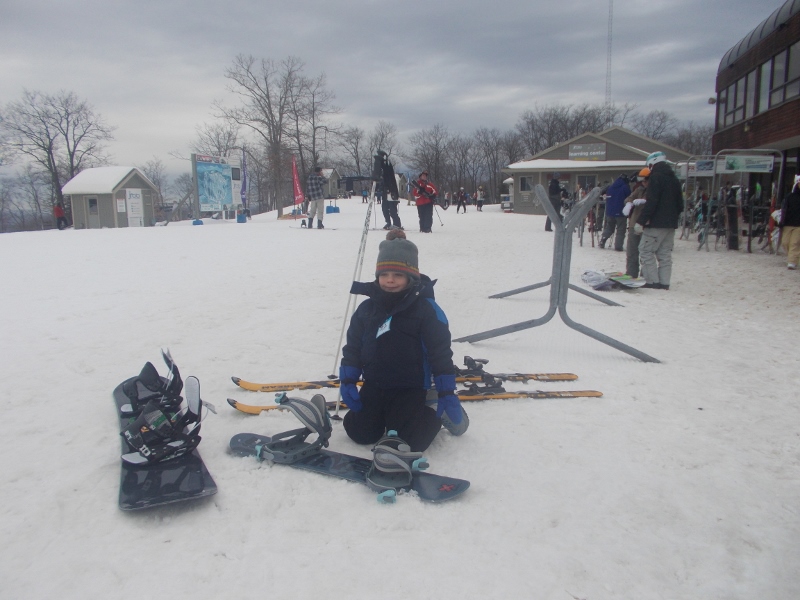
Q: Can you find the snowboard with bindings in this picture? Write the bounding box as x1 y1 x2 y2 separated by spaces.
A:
113 351 217 511
229 432 469 503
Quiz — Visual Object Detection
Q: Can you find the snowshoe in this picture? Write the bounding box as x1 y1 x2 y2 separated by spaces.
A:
120 375 203 465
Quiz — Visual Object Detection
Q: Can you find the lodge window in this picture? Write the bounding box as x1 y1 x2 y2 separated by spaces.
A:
758 61 770 114
519 176 533 192
718 41 800 128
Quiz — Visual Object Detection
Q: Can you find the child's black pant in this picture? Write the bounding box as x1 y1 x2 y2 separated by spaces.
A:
342 383 442 452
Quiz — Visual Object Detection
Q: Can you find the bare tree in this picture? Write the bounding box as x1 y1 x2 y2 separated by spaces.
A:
663 121 714 156
339 125 367 175
194 121 240 157
500 130 526 165
474 127 505 199
14 165 50 229
217 55 304 216
368 120 399 160
138 157 168 204
630 110 678 141
286 72 339 179
0 90 114 207
407 123 451 185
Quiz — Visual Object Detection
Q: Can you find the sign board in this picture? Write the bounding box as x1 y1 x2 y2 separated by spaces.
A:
719 155 774 173
568 143 606 161
679 160 715 178
116 198 126 213
192 154 242 214
126 189 143 227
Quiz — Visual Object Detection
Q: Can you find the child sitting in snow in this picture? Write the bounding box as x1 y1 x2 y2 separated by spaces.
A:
338 235 466 452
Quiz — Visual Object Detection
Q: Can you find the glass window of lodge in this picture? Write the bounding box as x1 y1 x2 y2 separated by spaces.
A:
758 61 770 114
771 49 787 105
745 70 757 118
519 176 533 192
786 41 800 100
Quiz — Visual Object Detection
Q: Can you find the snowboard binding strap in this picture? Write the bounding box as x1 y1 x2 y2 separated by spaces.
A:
121 350 184 417
366 431 429 502
254 394 332 464
120 375 203 465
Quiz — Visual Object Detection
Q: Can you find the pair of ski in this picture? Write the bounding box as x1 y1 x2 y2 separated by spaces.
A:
227 359 600 415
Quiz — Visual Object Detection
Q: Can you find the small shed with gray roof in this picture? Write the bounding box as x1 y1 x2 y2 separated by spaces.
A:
62 167 159 229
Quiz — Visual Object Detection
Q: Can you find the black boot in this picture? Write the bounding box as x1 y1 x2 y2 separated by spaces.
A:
317 219 324 229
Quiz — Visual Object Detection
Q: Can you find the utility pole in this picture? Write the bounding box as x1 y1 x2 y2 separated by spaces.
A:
606 0 613 107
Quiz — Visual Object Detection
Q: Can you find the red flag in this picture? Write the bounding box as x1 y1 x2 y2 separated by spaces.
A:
292 156 305 205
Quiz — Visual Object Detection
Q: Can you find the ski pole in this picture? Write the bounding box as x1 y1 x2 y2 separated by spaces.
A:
434 204 444 226
330 152 386 419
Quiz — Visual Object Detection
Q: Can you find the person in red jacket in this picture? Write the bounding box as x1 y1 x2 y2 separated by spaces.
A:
53 203 68 230
412 171 437 233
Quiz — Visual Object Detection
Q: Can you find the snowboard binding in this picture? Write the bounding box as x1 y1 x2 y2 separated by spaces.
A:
253 393 332 464
120 375 203 465
121 349 183 417
366 431 429 503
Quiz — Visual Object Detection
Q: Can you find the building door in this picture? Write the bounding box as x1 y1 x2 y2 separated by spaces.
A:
88 198 100 229
577 175 597 195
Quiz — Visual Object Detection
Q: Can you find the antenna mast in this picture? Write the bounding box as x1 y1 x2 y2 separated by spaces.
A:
605 0 613 106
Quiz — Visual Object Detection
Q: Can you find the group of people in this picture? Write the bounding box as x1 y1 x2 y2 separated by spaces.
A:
546 152 684 290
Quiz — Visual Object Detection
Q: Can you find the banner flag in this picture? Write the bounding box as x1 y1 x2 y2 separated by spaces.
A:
292 155 305 205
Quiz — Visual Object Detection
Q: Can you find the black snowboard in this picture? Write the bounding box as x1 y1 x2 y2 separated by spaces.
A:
113 378 217 510
230 433 469 503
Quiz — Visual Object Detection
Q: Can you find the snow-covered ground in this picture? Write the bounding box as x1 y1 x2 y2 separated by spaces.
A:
2 197 798 599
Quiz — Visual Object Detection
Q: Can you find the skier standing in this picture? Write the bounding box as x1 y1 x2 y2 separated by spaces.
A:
456 188 467 213
306 167 327 229
600 174 631 250
476 186 486 211
635 152 683 289
412 171 437 233
338 237 467 451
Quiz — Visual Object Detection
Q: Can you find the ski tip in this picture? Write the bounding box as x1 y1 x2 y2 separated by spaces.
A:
227 398 239 409
231 376 241 386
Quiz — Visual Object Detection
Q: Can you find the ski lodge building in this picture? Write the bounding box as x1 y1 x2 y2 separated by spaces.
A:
62 167 159 229
504 127 691 215
712 0 800 199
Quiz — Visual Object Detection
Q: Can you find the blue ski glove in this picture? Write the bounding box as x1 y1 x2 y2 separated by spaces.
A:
433 374 462 424
339 365 363 413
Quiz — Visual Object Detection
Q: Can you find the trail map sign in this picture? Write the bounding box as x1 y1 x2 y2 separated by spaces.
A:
191 154 242 214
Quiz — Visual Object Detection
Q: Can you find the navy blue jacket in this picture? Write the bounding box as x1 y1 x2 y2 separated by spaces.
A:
605 177 631 218
341 275 455 390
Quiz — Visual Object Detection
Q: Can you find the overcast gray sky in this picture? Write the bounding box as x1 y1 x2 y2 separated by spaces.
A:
0 0 780 175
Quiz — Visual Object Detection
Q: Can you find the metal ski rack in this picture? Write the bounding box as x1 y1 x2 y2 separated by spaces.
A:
453 184 659 363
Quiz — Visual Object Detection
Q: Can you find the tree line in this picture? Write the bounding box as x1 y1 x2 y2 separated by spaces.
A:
0 54 713 231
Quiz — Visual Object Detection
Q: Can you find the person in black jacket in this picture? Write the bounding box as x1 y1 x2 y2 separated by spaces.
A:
634 152 684 289
780 175 800 269
338 237 466 451
545 173 562 231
